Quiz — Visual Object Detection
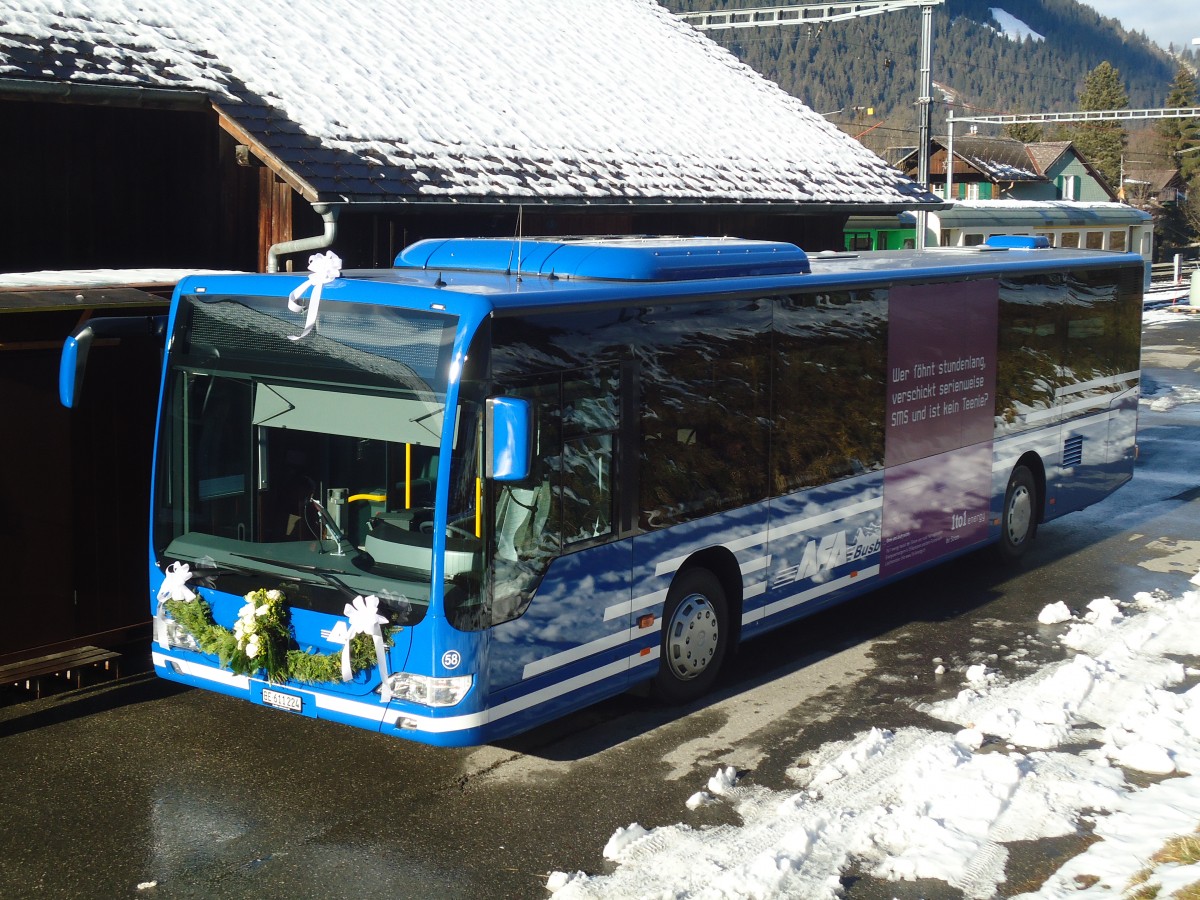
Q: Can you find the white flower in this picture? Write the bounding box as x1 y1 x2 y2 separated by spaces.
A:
256 603 270 617
266 590 282 601
246 636 260 659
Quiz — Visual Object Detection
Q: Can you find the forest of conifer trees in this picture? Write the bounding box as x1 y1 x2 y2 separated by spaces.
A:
666 0 1186 155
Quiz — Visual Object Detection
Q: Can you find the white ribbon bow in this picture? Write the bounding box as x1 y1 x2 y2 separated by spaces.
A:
287 250 342 341
341 594 392 701
154 561 196 650
157 561 196 603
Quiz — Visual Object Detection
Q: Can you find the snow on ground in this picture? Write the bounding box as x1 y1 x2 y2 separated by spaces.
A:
546 316 1200 899
549 575 1200 900
1144 282 1196 310
989 8 1046 42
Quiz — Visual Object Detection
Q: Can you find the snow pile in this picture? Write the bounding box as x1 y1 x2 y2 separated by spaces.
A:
1148 385 1200 412
1037 600 1072 624
548 574 1200 899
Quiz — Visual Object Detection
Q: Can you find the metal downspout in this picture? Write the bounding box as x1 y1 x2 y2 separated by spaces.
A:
266 204 339 273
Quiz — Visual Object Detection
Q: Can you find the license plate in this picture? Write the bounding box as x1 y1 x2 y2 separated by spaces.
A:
261 687 302 713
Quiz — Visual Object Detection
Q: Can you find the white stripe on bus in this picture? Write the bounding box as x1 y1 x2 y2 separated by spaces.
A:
741 555 771 575
1054 370 1139 398
522 623 659 680
604 587 667 622
1011 389 1136 425
153 652 250 690
384 649 662 734
993 406 1126 473
755 564 882 622
654 495 883 578
604 555 768 623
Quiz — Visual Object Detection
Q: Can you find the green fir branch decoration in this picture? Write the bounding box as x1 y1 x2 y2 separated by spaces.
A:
163 589 393 686
286 633 380 684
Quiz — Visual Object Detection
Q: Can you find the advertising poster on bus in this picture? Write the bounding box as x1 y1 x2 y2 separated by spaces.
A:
881 280 998 577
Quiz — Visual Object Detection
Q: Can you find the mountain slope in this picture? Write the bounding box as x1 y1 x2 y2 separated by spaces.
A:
665 0 1189 155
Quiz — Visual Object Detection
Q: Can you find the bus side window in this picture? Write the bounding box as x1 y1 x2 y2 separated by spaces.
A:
996 277 1064 429
1064 268 1140 385
638 299 770 528
772 291 886 493
491 378 560 624
491 367 621 623
560 369 619 545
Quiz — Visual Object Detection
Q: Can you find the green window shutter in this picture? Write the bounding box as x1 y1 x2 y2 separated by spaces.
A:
980 183 993 199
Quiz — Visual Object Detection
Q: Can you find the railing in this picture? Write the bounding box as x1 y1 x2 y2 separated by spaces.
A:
1151 255 1200 287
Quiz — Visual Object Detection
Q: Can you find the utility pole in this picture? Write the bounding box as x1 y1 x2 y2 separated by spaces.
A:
681 1 945 248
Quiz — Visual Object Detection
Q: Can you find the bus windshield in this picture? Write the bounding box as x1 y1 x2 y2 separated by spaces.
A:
152 292 480 622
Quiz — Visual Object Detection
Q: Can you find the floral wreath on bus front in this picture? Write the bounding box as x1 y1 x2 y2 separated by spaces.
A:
157 563 396 693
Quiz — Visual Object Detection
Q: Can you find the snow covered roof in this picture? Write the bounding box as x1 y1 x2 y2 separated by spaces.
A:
0 0 939 210
0 268 240 291
951 136 1044 183
1123 167 1186 192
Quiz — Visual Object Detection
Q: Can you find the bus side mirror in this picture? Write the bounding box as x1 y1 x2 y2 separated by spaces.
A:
486 397 532 482
59 326 95 408
59 315 168 408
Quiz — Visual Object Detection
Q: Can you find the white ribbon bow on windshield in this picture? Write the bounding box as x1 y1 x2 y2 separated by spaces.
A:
157 561 196 603
287 250 342 341
341 594 393 701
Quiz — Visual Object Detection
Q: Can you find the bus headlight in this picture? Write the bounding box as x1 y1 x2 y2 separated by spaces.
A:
386 673 473 707
164 617 200 652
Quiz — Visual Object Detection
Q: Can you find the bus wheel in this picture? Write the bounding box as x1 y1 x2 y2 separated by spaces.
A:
653 568 728 703
998 465 1037 562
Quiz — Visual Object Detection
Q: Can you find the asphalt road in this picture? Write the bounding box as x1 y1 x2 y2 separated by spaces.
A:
2 311 1198 900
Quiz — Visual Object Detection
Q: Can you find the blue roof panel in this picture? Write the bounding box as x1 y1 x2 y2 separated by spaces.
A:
394 236 812 281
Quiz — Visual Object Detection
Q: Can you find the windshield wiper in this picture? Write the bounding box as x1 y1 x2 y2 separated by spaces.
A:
228 553 362 602
159 557 256 588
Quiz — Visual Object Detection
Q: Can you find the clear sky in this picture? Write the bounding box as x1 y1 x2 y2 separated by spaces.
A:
1080 1 1199 51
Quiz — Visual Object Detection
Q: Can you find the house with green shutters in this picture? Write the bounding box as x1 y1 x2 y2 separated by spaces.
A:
898 137 1118 203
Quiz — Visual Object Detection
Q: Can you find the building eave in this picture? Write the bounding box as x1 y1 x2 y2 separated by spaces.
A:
0 77 209 111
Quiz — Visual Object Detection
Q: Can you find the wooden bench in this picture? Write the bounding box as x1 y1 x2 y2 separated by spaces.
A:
0 646 122 698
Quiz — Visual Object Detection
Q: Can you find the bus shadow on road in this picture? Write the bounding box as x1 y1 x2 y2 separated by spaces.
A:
496 548 1015 762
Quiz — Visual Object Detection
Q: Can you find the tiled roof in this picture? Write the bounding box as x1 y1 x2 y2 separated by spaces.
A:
0 0 939 208
1024 141 1072 174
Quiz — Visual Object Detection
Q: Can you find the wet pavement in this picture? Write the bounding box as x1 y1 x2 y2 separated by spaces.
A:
3 311 1199 900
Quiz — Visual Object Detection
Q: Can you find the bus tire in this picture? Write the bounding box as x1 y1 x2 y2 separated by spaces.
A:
998 465 1037 563
653 568 728 703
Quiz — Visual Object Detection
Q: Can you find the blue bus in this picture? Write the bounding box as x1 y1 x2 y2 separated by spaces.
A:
60 235 1142 746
